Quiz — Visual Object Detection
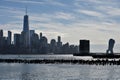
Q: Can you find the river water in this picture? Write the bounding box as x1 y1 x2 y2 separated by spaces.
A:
0 55 120 80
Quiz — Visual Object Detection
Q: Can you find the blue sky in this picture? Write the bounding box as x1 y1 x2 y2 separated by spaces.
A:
0 0 120 51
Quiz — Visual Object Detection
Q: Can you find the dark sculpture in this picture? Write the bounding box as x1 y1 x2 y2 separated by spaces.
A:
106 39 115 54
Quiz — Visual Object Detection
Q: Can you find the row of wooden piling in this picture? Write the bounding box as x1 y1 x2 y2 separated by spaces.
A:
0 59 120 65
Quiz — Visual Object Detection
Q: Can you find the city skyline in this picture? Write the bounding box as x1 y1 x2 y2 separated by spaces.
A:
0 10 79 54
0 0 120 46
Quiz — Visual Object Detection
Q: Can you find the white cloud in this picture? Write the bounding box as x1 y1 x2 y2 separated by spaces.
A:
5 0 66 6
97 6 120 16
76 9 104 17
54 12 75 20
74 0 120 17
0 6 25 17
45 0 66 6
5 0 44 4
0 23 22 30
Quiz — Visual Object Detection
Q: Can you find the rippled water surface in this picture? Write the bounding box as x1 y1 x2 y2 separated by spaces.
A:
0 55 120 80
0 63 120 80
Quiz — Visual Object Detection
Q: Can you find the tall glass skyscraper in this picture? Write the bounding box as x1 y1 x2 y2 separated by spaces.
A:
23 15 29 31
21 8 30 48
23 8 29 31
7 31 12 45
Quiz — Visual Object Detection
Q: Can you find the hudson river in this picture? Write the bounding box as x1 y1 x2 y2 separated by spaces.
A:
0 55 120 80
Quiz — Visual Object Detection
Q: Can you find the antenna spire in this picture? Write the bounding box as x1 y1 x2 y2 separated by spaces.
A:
25 6 27 15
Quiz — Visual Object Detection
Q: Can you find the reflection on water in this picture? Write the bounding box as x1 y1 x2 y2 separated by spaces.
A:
0 63 120 80
0 54 92 60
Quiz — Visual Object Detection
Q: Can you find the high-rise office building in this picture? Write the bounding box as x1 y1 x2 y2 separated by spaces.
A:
7 31 12 45
40 33 42 39
79 40 90 54
21 31 30 48
31 33 39 48
39 36 48 53
22 8 30 48
56 36 62 53
50 39 57 53
0 30 3 37
30 30 35 38
58 36 61 42
14 34 21 47
62 42 70 53
23 8 29 32
57 36 62 47
2 37 7 47
0 30 3 48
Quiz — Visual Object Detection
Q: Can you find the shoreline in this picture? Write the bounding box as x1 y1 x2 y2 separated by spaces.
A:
0 58 119 65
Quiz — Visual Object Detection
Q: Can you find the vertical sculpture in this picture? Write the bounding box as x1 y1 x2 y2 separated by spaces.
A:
106 39 115 54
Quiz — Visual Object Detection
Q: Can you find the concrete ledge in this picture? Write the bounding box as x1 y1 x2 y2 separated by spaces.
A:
73 53 120 58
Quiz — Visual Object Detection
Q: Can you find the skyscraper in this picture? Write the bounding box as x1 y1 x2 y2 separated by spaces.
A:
23 8 29 32
14 34 21 47
40 33 42 39
0 30 3 48
0 30 3 37
39 36 48 53
79 40 90 54
7 31 12 45
57 36 62 47
50 39 57 53
58 36 61 42
21 7 30 48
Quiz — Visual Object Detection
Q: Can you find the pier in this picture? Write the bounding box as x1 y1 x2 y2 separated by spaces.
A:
0 58 120 65
73 53 120 58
